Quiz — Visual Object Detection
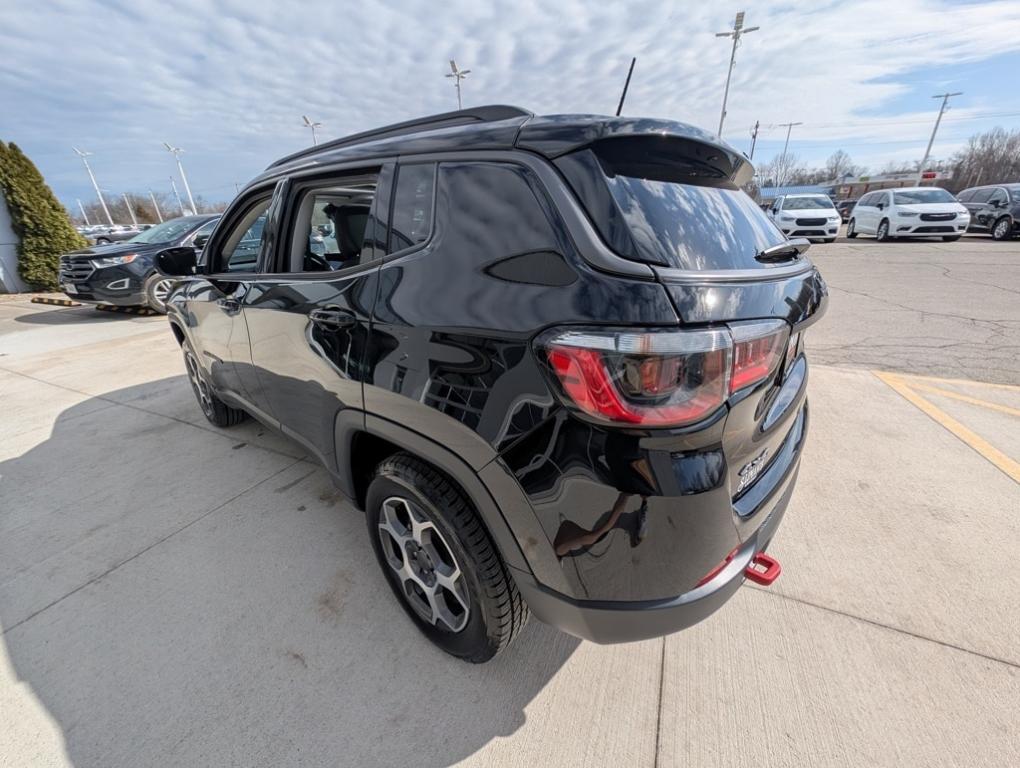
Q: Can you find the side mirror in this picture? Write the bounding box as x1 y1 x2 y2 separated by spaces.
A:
156 246 199 277
193 233 210 249
876 202 885 210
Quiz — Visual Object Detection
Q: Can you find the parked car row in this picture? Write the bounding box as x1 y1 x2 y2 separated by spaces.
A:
772 182 1018 243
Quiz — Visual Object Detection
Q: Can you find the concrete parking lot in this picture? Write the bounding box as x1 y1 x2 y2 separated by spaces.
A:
1 236 1018 767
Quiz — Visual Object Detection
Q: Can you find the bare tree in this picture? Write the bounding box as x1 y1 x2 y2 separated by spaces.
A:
823 150 861 181
950 127 1020 189
758 152 805 189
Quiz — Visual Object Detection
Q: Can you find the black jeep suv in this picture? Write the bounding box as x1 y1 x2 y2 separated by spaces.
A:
155 106 827 662
59 214 219 313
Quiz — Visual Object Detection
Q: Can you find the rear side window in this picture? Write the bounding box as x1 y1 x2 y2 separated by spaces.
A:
389 164 436 253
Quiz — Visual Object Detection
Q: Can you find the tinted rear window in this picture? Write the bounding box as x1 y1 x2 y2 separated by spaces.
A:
601 174 785 270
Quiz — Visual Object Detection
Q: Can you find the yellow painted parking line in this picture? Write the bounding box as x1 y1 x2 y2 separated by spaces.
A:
907 381 1020 419
892 372 1020 393
875 371 1020 485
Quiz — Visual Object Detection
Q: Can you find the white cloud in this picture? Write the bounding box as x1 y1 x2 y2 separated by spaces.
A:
1 0 1018 202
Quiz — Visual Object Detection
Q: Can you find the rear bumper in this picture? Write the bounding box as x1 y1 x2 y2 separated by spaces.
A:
513 462 797 644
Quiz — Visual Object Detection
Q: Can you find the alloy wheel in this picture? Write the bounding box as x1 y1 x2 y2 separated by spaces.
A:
183 348 214 418
994 218 1010 240
377 495 470 633
877 221 888 240
150 278 174 309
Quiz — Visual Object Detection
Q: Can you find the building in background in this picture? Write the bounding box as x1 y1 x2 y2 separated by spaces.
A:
0 189 28 293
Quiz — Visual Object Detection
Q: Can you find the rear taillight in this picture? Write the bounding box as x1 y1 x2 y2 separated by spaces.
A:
538 321 788 428
729 321 789 394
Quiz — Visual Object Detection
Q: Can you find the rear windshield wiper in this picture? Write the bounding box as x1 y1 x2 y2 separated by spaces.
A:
756 238 811 263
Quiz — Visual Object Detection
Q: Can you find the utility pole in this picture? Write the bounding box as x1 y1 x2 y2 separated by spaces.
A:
773 121 803 189
749 120 760 160
72 147 114 226
917 91 962 184
170 177 185 216
302 115 323 145
77 199 91 226
715 11 759 138
148 190 163 222
616 58 636 116
163 143 196 214
445 60 471 109
122 193 139 227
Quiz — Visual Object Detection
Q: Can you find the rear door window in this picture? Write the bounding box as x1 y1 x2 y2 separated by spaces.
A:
389 164 436 254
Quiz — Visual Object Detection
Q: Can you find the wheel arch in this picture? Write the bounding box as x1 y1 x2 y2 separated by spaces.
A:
335 410 533 575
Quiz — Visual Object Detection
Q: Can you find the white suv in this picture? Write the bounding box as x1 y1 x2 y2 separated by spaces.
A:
846 187 969 242
768 194 841 243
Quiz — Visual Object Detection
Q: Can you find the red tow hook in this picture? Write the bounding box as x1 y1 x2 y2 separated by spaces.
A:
744 552 782 586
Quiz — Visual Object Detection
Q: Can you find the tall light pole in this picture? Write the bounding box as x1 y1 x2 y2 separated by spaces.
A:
302 115 323 145
77 199 91 226
445 59 471 110
163 142 196 214
715 11 759 138
148 190 163 222
122 193 138 227
170 176 185 216
917 91 962 184
72 147 114 226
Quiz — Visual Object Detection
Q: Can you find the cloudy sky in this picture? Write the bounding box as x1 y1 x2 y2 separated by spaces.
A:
2 0 1019 210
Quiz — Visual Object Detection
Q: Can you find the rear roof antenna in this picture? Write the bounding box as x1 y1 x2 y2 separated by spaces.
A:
616 58 636 116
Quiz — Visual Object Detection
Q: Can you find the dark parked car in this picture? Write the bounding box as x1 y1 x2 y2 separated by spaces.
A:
59 215 219 313
957 183 1020 240
155 106 827 662
835 199 857 222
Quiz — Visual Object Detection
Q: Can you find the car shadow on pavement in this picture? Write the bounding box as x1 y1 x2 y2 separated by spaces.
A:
13 306 155 325
0 378 579 767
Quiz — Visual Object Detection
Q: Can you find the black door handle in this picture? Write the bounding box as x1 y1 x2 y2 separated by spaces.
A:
216 297 241 315
309 307 357 330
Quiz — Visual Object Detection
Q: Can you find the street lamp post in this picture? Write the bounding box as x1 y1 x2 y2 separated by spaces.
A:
163 143 196 214
122 193 139 227
445 60 471 110
302 115 323 145
917 92 962 184
148 190 163 222
170 177 185 216
72 147 114 226
715 12 759 138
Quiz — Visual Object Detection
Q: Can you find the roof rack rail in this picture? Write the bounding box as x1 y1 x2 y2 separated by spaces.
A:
268 104 533 169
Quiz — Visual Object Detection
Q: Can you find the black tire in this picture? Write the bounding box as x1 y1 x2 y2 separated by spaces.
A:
366 453 528 663
846 219 858 238
95 237 111 244
875 218 890 242
992 216 1013 241
942 235 961 242
143 273 175 314
181 339 246 427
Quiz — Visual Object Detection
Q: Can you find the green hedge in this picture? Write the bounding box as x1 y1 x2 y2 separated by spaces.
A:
0 141 87 290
